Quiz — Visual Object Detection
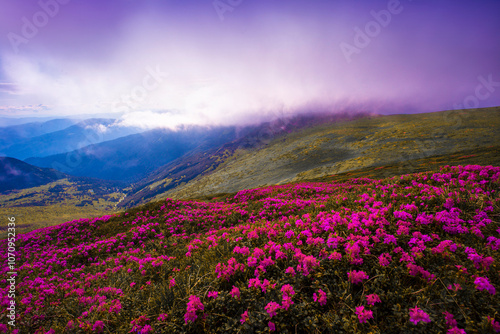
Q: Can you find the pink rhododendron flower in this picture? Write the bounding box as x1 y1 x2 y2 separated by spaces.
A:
240 311 249 324
366 294 381 306
378 253 392 266
92 321 105 333
447 328 466 334
207 291 218 299
140 325 153 334
261 279 275 293
184 295 204 324
249 278 261 289
282 295 294 310
157 313 168 321
443 312 457 328
265 301 281 318
447 283 462 292
474 276 496 295
285 267 296 276
230 286 240 299
328 251 342 261
313 289 327 306
487 316 500 332
409 307 431 325
348 270 369 284
269 321 276 331
355 306 373 323
281 284 295 297
130 315 150 333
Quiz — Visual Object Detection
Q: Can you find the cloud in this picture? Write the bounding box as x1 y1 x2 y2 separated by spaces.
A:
0 104 50 115
1 1 499 126
0 83 20 95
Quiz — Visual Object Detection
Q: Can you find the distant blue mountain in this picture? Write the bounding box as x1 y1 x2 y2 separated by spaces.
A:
0 156 66 192
26 126 239 182
0 118 77 145
1 118 142 160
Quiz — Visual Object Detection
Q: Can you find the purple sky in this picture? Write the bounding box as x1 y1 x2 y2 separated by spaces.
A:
0 0 499 128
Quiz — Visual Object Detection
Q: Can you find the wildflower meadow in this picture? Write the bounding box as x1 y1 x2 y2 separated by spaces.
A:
1 165 499 333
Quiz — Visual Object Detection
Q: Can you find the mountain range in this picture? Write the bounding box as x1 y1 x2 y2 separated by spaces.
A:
0 118 142 160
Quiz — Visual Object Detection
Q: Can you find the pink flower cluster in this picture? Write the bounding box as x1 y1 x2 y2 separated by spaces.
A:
184 295 204 324
313 289 327 306
348 270 369 284
474 276 496 295
355 306 373 323
409 307 431 325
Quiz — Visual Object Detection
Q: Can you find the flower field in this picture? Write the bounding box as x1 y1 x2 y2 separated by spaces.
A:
1 165 500 333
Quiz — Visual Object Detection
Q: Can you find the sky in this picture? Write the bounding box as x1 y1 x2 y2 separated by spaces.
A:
0 0 499 128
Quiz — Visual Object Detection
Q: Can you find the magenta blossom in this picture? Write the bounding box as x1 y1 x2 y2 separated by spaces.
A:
184 295 204 324
240 310 249 324
230 286 240 299
313 289 327 306
92 321 105 333
443 311 457 328
348 270 369 284
269 321 276 331
281 284 295 297
487 316 500 332
409 307 431 325
355 306 373 323
265 301 281 318
285 267 296 276
474 276 496 295
366 294 381 306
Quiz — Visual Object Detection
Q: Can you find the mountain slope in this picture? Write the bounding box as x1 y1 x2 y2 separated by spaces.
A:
121 107 500 206
0 118 76 153
26 126 240 182
119 112 370 207
0 157 67 192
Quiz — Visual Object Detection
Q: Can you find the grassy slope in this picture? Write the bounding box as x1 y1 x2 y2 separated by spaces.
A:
0 178 124 238
2 164 499 333
137 107 500 203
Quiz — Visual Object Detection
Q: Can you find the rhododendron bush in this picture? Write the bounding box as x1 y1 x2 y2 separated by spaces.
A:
1 165 499 333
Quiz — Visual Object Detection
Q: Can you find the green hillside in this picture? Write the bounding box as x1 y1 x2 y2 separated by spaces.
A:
122 107 500 205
